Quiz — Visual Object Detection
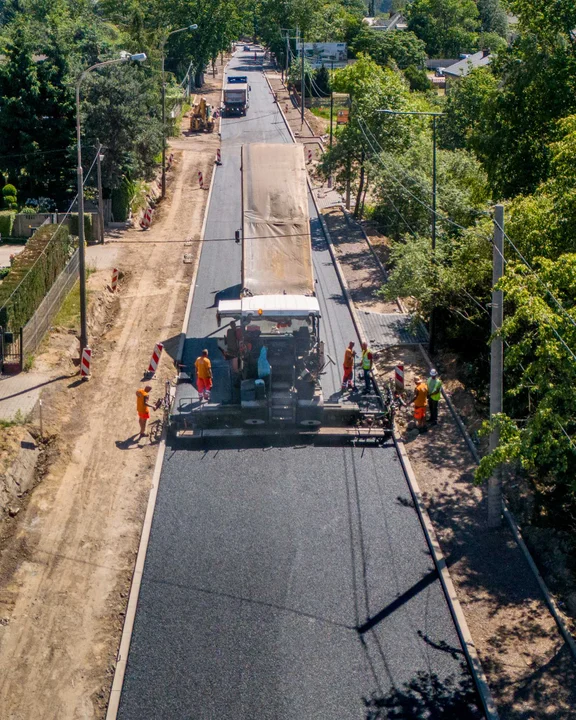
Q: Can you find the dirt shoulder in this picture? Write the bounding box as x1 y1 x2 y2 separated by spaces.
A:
0 74 222 719
322 206 576 718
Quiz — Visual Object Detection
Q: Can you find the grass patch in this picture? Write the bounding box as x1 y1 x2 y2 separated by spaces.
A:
311 107 331 121
53 280 81 329
0 409 29 428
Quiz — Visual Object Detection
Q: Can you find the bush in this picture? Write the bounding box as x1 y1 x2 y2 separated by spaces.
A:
2 184 17 210
0 224 75 330
0 211 15 237
111 177 136 222
2 184 17 198
69 213 94 242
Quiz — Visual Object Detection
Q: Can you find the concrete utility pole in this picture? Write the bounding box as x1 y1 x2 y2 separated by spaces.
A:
488 204 504 528
300 33 305 125
96 141 105 244
329 61 334 150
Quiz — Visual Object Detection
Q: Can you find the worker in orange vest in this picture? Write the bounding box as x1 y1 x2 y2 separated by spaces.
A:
195 349 213 401
136 385 156 437
341 341 356 391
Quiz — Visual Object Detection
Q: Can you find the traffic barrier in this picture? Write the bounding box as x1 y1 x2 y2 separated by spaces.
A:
140 207 152 229
111 267 119 292
306 147 313 164
146 342 164 377
80 347 92 379
167 152 174 168
285 103 289 113
216 149 221 165
394 363 404 391
198 171 204 189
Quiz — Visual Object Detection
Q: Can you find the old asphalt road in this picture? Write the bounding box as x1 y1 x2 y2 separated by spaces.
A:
116 50 482 719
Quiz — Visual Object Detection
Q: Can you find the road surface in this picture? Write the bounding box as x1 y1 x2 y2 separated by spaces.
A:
116 49 482 719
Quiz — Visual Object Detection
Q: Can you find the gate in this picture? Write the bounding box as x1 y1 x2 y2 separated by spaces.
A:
0 327 23 374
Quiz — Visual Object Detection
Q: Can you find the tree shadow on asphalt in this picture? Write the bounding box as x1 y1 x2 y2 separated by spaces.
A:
364 667 483 719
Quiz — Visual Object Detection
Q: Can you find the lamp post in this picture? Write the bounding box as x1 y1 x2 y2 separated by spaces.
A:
76 52 147 353
160 24 198 199
377 108 444 352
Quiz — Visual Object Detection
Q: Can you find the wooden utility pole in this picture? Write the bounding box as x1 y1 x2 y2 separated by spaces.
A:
300 33 305 125
488 204 504 527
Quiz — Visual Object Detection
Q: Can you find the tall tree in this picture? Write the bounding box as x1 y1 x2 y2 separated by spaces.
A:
407 0 480 57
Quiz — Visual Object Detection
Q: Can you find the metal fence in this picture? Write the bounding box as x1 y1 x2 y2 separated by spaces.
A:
22 249 79 357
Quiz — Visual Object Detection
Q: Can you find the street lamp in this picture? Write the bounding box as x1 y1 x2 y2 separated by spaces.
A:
377 108 444 353
160 24 198 199
76 52 147 353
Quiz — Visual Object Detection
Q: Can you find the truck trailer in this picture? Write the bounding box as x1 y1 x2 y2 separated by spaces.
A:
170 143 386 441
223 75 249 116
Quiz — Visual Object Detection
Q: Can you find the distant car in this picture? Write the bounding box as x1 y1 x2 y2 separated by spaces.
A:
435 67 445 77
243 45 251 51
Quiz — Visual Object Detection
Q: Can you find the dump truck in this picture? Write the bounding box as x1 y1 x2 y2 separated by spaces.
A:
223 75 249 116
170 143 386 441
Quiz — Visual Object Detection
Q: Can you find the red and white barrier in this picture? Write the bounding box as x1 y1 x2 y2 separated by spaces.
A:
167 152 174 168
394 363 404 390
80 347 92 379
198 171 204 189
306 147 313 164
140 207 152 229
111 267 119 292
216 149 221 165
285 103 289 113
146 342 164 377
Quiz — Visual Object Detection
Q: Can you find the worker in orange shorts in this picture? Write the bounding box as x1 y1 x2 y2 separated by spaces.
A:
411 376 429 431
341 341 356 391
136 385 156 437
195 349 213 401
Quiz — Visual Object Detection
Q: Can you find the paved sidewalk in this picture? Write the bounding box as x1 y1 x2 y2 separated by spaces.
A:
0 372 51 422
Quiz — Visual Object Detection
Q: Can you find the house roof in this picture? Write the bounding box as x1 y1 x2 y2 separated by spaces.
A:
443 51 491 78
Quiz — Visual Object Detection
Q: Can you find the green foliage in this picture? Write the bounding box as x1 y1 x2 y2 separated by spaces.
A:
68 213 94 242
0 212 16 237
351 28 427 70
2 184 17 198
111 177 136 222
477 0 507 37
407 0 480 57
0 223 74 330
404 64 432 92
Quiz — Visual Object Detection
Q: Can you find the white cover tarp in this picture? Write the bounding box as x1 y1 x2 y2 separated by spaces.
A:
242 143 313 296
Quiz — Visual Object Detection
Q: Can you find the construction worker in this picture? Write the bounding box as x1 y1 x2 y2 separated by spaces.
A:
136 385 155 437
427 368 443 425
361 342 377 394
195 349 213 401
341 341 356 391
412 376 429 430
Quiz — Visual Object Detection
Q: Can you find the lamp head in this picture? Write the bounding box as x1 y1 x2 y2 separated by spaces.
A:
130 53 147 63
188 24 198 30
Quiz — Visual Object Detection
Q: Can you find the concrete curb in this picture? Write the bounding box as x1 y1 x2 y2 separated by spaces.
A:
105 88 221 720
272 89 500 720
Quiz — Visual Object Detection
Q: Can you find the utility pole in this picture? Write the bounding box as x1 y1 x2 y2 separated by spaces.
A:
300 33 305 125
329 61 334 150
285 33 289 82
96 140 105 244
488 204 504 528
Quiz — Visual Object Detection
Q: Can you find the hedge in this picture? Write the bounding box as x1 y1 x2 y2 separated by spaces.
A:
69 213 94 242
111 177 136 222
0 211 15 237
0 224 75 330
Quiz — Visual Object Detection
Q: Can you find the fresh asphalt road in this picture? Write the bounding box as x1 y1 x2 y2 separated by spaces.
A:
117 51 482 719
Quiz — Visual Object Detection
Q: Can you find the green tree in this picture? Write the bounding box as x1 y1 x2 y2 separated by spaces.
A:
477 0 507 37
351 28 427 69
0 20 75 199
407 0 480 57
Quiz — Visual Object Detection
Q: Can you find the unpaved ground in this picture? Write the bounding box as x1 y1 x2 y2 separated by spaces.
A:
0 74 222 719
321 205 576 718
